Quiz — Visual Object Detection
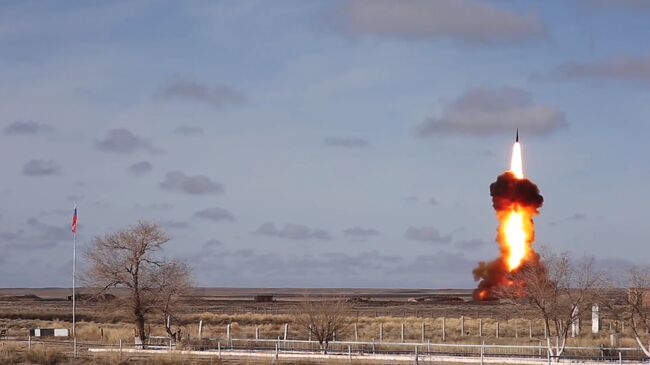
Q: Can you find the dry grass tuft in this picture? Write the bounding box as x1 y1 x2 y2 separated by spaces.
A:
75 322 134 342
24 346 66 365
0 342 23 365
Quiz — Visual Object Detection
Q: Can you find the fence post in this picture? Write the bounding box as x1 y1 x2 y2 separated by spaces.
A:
442 317 446 342
218 342 221 359
379 323 383 342
73 337 77 358
308 325 312 342
354 323 358 342
283 323 288 341
415 345 419 365
529 320 533 338
515 320 518 338
480 341 484 365
372 338 375 354
226 324 231 340
119 339 122 360
198 320 203 339
421 322 425 342
401 323 405 342
479 318 482 337
427 339 430 353
28 335 31 350
460 316 464 336
619 352 622 364
168 339 172 361
255 326 259 340
348 345 352 361
496 321 500 339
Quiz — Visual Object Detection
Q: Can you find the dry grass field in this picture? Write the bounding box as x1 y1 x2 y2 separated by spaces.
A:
0 287 641 364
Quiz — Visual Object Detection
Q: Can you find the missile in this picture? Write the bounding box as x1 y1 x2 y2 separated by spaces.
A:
516 128 519 142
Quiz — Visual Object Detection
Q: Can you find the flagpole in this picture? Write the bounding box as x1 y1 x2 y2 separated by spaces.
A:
73 230 76 336
72 202 77 358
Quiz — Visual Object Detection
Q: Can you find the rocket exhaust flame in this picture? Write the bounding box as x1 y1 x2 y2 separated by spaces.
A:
472 131 544 300
510 142 523 179
503 141 526 270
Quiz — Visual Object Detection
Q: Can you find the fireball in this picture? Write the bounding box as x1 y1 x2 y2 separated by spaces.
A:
503 209 527 271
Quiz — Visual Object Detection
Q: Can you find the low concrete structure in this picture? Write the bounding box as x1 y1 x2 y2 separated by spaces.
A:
29 328 68 337
592 304 600 334
253 295 273 302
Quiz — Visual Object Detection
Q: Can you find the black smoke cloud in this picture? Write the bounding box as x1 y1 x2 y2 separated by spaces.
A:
490 171 543 211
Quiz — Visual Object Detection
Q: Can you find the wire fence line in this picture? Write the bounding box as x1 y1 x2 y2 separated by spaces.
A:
202 337 647 362
2 336 649 363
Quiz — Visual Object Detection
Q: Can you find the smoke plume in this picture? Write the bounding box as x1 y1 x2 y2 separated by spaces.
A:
473 171 544 300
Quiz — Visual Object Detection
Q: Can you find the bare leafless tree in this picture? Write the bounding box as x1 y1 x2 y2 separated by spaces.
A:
293 298 352 354
496 248 603 361
83 221 191 345
605 266 650 357
157 259 191 340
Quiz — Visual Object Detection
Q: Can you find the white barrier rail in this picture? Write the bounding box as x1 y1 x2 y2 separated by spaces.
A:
2 336 648 363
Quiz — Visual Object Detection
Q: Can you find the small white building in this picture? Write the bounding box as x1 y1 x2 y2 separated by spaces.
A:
29 328 69 337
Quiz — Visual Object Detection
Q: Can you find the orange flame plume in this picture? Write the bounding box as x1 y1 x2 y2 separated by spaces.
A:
503 141 528 271
472 139 543 300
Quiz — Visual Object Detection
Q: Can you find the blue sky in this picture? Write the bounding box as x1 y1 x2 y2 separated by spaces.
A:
1 0 649 288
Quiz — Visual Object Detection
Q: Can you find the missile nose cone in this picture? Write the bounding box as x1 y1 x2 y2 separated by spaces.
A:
516 128 519 142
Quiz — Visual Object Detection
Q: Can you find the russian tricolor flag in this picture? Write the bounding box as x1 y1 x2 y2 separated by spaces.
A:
71 204 78 234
